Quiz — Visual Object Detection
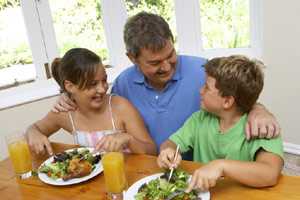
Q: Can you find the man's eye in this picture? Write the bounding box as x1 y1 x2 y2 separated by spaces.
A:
149 62 160 66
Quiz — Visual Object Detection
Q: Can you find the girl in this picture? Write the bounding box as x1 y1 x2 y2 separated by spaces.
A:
26 48 156 155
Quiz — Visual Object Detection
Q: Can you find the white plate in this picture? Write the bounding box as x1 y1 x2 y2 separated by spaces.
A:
38 147 103 186
124 173 210 200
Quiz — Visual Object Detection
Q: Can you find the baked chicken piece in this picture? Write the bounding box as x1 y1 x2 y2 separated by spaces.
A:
62 158 92 180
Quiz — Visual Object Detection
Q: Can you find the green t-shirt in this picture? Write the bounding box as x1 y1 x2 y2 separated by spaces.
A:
170 110 283 163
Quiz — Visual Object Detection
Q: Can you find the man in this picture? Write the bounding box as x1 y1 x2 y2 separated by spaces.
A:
54 12 280 155
111 12 280 148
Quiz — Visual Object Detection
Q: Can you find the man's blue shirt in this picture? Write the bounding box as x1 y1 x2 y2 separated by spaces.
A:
112 55 207 148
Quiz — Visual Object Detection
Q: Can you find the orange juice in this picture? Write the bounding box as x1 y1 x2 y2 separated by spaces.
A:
8 140 32 174
102 152 127 193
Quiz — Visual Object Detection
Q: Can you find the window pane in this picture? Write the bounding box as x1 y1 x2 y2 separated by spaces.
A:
125 0 178 49
49 0 108 61
0 1 35 89
199 0 250 49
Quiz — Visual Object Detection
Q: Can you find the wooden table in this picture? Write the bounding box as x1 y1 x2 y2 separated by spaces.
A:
0 143 299 200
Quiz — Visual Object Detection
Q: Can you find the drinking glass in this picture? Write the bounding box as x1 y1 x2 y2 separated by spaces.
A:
5 131 32 179
102 152 127 200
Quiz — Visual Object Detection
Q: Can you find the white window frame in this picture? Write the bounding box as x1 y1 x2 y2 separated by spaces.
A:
0 0 262 110
175 0 262 59
0 0 60 110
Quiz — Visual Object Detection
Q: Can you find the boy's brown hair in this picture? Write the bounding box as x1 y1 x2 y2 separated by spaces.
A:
204 55 264 113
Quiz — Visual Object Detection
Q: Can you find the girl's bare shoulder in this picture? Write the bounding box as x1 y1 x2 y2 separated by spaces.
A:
110 95 135 112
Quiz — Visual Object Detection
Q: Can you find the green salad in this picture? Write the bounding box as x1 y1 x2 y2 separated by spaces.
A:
135 169 199 200
39 148 101 180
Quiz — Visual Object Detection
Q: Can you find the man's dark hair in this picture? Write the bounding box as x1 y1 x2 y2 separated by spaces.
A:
124 11 174 58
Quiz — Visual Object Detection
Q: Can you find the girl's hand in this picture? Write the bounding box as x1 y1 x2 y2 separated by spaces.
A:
186 160 224 192
25 128 53 156
157 147 182 169
95 132 131 152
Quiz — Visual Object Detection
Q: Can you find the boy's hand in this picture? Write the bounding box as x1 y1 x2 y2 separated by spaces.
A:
186 160 224 192
25 129 53 156
157 147 182 169
52 93 77 113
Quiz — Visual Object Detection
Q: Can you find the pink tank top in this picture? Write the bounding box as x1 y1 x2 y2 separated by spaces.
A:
68 95 130 152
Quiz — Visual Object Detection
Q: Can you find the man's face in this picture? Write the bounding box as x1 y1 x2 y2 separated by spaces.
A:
131 40 177 90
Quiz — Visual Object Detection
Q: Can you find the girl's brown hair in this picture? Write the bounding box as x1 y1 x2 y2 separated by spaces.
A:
51 48 102 93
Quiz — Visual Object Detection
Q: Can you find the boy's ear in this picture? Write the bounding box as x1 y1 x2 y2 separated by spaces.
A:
126 52 138 65
64 80 75 94
223 96 235 109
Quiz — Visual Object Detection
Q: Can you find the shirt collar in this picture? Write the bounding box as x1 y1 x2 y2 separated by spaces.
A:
133 56 183 84
133 65 145 84
172 56 182 81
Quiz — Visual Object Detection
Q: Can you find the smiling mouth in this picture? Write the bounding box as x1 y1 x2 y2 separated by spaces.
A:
92 96 103 101
157 71 171 78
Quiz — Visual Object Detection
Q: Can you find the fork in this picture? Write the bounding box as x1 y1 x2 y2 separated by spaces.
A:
166 190 202 200
168 145 180 182
165 189 185 200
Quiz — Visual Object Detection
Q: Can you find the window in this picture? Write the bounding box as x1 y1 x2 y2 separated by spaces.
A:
199 0 250 49
175 0 261 58
48 0 108 61
0 0 112 109
125 0 178 48
0 1 35 89
0 0 261 110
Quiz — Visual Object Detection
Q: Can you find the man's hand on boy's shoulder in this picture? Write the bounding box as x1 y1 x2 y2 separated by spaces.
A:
246 103 281 140
52 93 77 113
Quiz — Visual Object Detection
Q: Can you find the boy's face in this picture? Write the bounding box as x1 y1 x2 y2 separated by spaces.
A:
200 75 224 114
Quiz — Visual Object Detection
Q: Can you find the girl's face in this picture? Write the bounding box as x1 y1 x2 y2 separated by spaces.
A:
70 65 109 110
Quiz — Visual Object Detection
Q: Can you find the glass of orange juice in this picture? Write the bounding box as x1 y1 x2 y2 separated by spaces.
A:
5 131 32 179
102 152 127 200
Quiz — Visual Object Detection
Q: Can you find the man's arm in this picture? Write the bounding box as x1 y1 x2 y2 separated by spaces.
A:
246 103 281 140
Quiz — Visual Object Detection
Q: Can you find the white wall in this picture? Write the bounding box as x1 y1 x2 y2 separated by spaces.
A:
0 96 73 160
260 0 300 145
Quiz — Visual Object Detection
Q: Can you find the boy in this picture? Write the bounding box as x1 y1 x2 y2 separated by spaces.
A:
157 55 283 192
